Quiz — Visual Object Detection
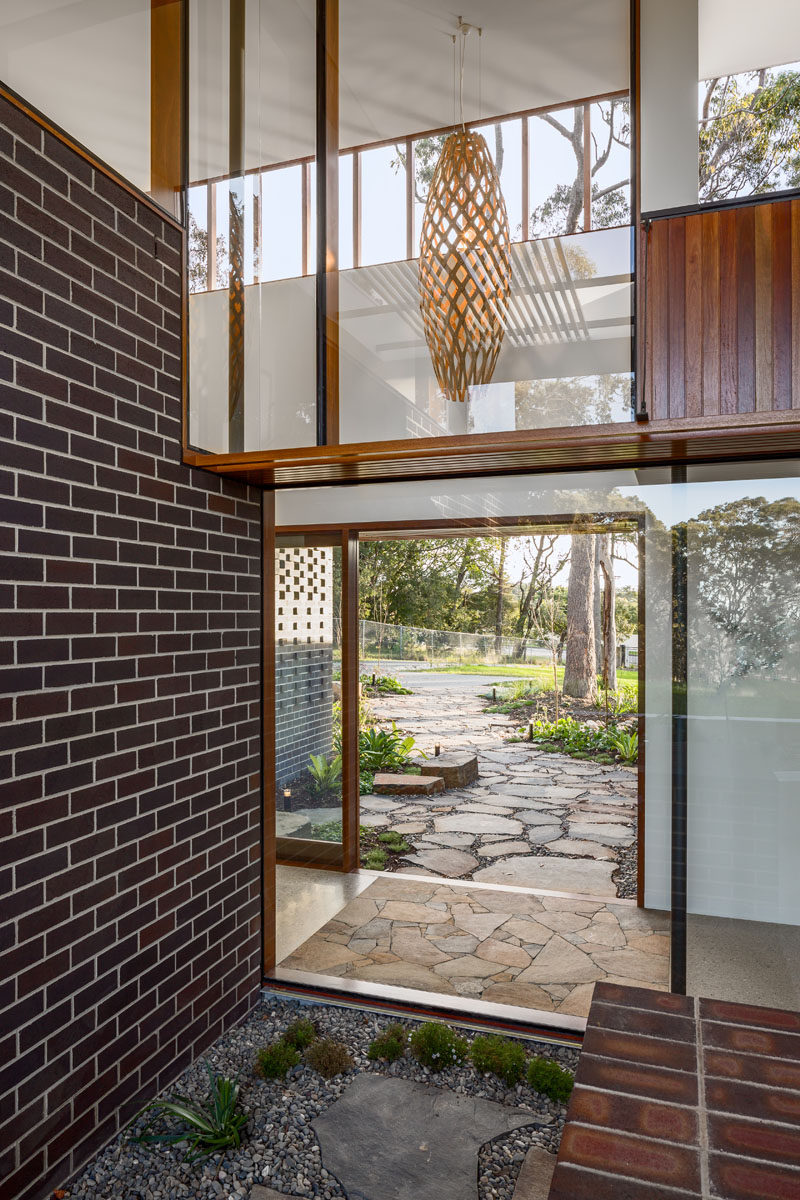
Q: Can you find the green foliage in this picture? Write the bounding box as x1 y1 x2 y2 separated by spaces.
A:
359 771 376 795
608 683 638 717
470 1035 527 1087
357 723 423 772
256 1040 301 1079
132 1064 248 1162
409 1022 468 1071
362 848 388 870
361 673 412 695
367 1022 408 1062
608 729 638 764
305 1038 354 1079
377 830 411 853
526 1057 574 1103
283 1018 316 1051
526 715 638 763
307 753 342 795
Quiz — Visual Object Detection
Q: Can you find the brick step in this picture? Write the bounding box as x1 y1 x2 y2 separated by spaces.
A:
374 773 445 796
419 752 479 788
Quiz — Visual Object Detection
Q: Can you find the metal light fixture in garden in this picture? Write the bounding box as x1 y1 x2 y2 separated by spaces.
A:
418 21 512 403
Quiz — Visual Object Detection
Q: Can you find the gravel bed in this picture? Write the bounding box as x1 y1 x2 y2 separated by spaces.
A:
64 998 578 1200
612 840 637 899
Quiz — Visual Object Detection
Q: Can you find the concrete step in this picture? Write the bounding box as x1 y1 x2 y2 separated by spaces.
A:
420 752 479 788
374 772 445 796
512 1147 557 1199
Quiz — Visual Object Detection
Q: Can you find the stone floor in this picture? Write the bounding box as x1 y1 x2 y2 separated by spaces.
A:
278 874 670 1019
360 673 637 899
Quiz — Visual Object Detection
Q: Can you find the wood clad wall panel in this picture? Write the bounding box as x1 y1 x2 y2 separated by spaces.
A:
645 196 800 420
791 200 800 409
668 219 686 418
718 209 739 415
772 202 792 410
754 204 774 411
700 211 720 415
735 206 756 413
684 214 702 418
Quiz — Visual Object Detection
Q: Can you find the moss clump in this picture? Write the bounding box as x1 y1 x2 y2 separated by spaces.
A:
367 1023 407 1063
526 1057 574 1103
305 1038 354 1079
256 1040 301 1079
470 1034 527 1087
409 1022 468 1071
283 1017 316 1051
363 848 388 870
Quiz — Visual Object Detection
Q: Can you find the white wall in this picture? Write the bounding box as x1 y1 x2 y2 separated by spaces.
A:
639 0 698 212
0 0 151 192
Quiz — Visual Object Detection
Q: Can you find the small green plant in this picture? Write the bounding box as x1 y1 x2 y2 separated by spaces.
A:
305 1038 354 1079
308 753 342 794
377 830 411 853
608 729 639 764
256 1040 301 1079
526 1057 574 1103
409 1022 468 1070
367 1022 407 1063
284 1017 316 1051
356 723 424 773
363 847 388 870
470 1034 527 1087
361 673 413 696
132 1064 248 1162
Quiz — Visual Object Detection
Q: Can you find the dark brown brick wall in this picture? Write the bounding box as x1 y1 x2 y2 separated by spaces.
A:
0 96 263 1200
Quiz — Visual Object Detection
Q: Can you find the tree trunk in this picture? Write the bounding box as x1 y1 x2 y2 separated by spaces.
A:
494 539 507 657
563 535 597 700
593 541 603 669
597 533 617 692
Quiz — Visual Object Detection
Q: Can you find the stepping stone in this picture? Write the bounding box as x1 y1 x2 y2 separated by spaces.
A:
420 752 479 787
312 1075 535 1200
375 773 445 796
525 825 563 844
390 822 427 834
251 1188 289 1200
544 838 616 859
435 813 522 836
480 840 531 857
275 812 312 838
512 1147 557 1200
419 832 476 849
405 848 479 877
567 821 633 845
473 856 617 897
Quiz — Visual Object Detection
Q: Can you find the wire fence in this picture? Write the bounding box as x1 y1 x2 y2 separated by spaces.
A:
356 619 550 666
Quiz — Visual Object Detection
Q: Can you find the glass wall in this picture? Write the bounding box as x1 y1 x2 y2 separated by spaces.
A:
186 0 632 453
274 535 345 867
275 459 800 1010
0 0 179 209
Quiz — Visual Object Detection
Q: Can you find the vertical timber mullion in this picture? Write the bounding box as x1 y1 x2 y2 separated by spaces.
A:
228 0 246 452
341 529 359 873
150 0 183 221
670 466 688 994
262 492 277 973
317 0 339 445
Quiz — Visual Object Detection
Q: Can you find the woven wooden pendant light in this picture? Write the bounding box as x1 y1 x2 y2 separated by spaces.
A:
419 128 512 402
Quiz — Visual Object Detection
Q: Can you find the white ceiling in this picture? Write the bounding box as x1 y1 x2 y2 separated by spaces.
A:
699 0 800 78
191 0 630 179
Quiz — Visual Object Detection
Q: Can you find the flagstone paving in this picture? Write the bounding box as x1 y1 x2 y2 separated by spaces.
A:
279 874 670 1018
359 673 638 899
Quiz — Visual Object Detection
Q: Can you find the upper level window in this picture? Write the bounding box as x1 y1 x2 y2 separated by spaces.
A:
700 62 800 202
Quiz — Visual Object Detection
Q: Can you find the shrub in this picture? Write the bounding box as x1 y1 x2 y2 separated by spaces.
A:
305 1038 354 1079
526 1057 574 1103
256 1040 301 1079
284 1017 316 1051
409 1022 468 1070
367 1022 407 1062
361 673 413 696
470 1034 527 1087
357 723 425 772
308 753 342 794
132 1064 248 1162
608 729 639 764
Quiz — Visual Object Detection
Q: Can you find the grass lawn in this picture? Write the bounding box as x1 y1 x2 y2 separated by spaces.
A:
423 662 638 685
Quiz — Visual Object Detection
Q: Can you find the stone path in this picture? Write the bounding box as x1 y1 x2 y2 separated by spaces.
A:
279 874 669 1019
361 674 637 899
311 1074 538 1200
